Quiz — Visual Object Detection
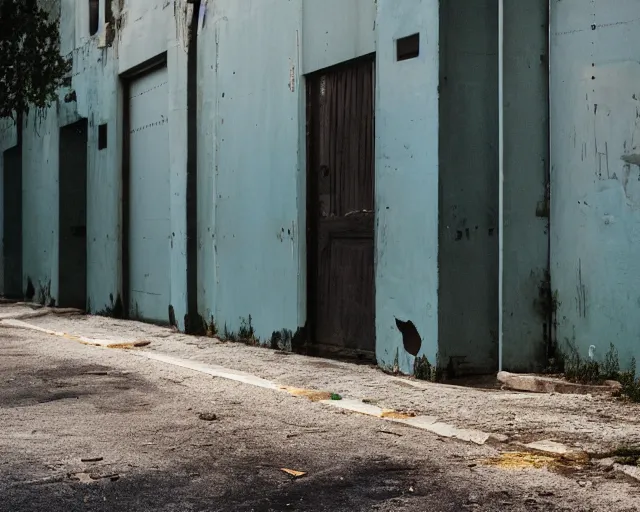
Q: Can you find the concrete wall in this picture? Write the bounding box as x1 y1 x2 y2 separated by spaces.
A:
550 0 640 369
196 0 303 340
438 0 499 375
502 0 550 372
302 0 376 74
196 0 377 341
0 0 191 321
375 0 440 374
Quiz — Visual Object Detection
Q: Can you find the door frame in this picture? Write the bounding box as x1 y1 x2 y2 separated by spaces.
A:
2 144 22 300
305 53 376 356
58 118 89 309
120 52 168 319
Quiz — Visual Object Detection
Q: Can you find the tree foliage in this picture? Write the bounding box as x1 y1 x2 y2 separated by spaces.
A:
0 0 70 121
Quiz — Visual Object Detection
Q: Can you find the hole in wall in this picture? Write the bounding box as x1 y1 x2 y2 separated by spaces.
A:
396 33 420 62
89 0 99 36
105 0 113 25
98 124 108 150
395 318 422 357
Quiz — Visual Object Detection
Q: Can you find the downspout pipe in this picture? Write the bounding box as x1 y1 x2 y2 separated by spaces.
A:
498 0 505 372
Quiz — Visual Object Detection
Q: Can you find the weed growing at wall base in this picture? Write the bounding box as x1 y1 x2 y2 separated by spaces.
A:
552 340 640 403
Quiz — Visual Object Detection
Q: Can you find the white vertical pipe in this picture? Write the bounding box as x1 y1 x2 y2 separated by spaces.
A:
498 0 505 372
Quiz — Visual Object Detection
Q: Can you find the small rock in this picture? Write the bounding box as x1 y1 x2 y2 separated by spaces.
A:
578 480 592 488
81 456 104 463
538 490 554 497
604 380 623 391
468 463 477 468
467 494 479 504
198 412 218 421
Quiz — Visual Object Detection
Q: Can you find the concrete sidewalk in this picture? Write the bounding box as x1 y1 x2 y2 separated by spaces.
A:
2 305 639 456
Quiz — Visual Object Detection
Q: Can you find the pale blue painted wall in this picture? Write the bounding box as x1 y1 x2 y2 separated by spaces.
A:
196 0 442 365
0 1 191 324
375 0 440 373
208 0 302 338
550 0 640 370
302 0 376 75
196 0 377 340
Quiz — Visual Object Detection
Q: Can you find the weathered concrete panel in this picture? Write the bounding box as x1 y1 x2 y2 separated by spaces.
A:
502 0 550 371
117 0 173 73
129 67 171 322
438 0 499 375
0 1 189 318
550 0 640 369
198 0 303 339
376 0 440 374
302 0 376 74
22 108 60 304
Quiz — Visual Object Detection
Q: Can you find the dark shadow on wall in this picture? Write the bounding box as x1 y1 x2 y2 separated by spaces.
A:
438 0 499 376
58 119 88 310
3 145 22 299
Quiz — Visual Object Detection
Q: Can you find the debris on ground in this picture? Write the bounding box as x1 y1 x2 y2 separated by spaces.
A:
380 410 416 420
198 412 218 421
90 473 120 481
80 456 103 463
68 472 93 484
280 468 307 478
281 387 334 402
378 430 403 437
522 440 588 462
482 452 568 471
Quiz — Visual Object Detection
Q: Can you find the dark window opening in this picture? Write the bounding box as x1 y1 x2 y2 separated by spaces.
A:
98 123 108 150
105 0 113 25
396 33 420 61
89 0 99 36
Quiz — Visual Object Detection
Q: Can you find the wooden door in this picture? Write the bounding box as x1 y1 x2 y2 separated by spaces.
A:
307 56 375 354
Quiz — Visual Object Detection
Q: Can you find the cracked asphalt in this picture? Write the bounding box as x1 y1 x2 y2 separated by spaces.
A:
1 326 639 511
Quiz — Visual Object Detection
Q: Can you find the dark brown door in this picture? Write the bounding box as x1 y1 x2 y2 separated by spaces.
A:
307 55 375 355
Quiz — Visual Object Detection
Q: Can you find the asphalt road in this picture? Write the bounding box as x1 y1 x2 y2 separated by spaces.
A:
1 326 638 511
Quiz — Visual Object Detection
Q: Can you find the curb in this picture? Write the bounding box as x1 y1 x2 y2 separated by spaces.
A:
3 316 499 446
137 351 494 445
497 371 621 395
0 318 149 349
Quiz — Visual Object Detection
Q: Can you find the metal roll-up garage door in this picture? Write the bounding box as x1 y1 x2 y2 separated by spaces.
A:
128 66 170 322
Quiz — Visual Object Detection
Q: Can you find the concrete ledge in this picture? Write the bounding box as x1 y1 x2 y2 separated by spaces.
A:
497 371 620 395
614 463 640 482
0 319 148 349
522 440 589 462
5 315 514 447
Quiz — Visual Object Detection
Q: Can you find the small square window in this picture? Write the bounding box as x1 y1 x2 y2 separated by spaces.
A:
89 0 99 36
397 33 420 62
98 123 108 150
